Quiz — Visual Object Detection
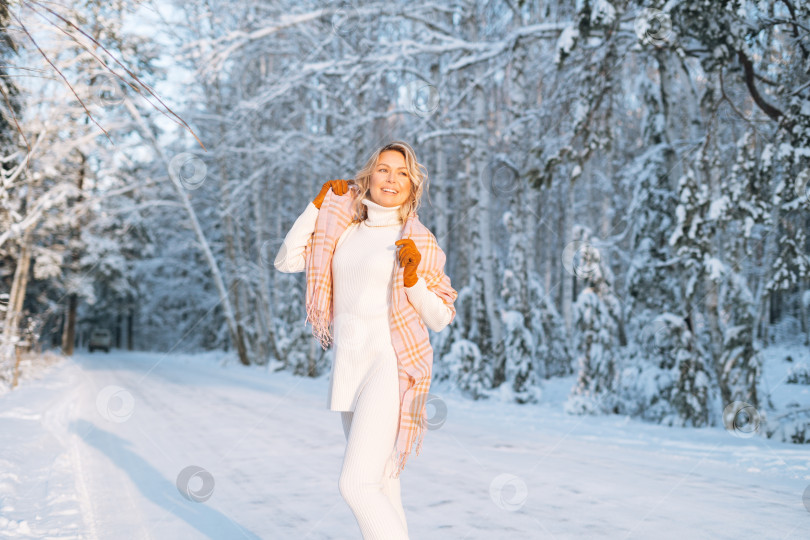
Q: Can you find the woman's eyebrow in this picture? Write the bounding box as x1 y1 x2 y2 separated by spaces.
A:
378 162 407 170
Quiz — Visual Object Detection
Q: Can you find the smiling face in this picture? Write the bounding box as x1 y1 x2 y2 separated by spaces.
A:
368 150 412 207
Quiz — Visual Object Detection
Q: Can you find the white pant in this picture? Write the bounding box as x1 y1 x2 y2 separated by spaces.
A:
338 352 410 539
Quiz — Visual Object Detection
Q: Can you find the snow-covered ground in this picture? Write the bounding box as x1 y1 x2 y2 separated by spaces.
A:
1 347 809 539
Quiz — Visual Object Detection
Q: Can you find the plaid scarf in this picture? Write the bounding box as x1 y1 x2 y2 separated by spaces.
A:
303 184 457 478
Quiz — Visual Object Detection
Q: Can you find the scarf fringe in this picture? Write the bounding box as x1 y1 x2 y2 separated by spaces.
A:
390 411 427 479
305 302 332 350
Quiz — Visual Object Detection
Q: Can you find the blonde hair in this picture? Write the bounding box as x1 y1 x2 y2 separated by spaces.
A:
347 141 428 225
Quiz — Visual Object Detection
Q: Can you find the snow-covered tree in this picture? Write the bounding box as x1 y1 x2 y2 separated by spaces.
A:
624 143 680 337
566 226 624 415
498 209 543 403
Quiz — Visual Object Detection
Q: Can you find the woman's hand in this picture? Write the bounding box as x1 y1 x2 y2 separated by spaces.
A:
312 179 350 209
395 238 421 287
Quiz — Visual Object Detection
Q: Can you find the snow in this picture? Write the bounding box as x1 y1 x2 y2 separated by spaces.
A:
705 256 726 281
744 215 754 237
555 25 579 65
590 0 617 25
792 146 810 162
761 144 774 169
778 142 794 160
1 349 808 539
573 99 588 127
708 194 729 220
669 204 686 245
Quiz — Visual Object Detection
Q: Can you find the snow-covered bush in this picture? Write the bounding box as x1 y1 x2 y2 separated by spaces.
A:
786 363 810 385
765 404 810 445
446 338 492 401
617 313 712 427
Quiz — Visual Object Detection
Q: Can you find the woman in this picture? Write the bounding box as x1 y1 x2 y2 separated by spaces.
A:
274 141 457 539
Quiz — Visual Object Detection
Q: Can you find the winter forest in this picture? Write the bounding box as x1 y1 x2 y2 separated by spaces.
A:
1 0 810 537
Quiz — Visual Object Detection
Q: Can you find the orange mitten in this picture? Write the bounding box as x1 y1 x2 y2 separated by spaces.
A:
312 179 349 209
395 238 421 287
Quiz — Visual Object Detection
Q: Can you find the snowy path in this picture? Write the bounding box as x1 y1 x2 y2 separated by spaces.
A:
1 350 809 539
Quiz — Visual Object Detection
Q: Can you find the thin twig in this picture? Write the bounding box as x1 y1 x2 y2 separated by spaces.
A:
9 8 114 145
27 0 206 151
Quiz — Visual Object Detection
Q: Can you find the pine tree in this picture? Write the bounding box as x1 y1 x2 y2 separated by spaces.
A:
766 96 810 297
529 272 574 378
441 286 493 400
566 226 623 415
499 210 543 404
711 130 771 408
666 164 715 423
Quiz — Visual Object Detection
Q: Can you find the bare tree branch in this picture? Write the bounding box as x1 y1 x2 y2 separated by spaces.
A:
25 0 206 151
736 49 783 121
9 8 113 146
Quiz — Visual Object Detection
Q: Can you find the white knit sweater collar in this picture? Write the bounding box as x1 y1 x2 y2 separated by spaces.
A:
361 197 402 227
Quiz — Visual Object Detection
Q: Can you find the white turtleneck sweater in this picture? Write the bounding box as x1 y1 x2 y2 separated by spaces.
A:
274 196 454 411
